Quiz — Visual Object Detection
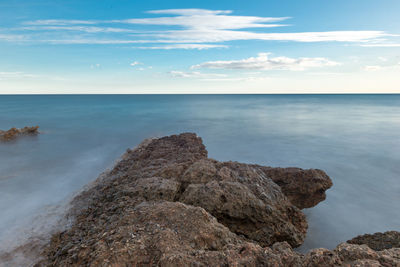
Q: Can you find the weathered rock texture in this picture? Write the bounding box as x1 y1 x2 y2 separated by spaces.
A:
0 126 39 141
33 133 399 266
348 231 400 251
255 167 333 209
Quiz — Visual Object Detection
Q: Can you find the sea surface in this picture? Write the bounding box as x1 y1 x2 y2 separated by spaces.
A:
0 94 399 254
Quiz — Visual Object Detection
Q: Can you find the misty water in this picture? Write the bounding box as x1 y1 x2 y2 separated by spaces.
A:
0 94 399 253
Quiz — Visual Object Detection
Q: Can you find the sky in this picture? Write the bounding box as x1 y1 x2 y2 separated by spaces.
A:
0 0 400 94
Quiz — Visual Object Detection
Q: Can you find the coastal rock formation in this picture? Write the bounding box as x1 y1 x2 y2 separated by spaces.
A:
348 231 400 251
33 133 399 266
37 200 400 266
0 126 39 141
57 133 314 248
255 166 333 209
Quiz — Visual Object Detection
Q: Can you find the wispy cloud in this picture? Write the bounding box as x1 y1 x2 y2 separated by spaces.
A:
146 9 233 16
151 30 388 43
169 70 227 78
130 61 141 66
0 33 26 41
0 71 38 80
135 44 228 50
24 20 97 26
361 43 400 47
115 12 289 30
2 9 394 48
21 26 136 33
364 63 400 72
192 53 340 71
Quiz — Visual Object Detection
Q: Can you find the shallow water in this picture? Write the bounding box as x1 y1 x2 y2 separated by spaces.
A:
0 94 399 252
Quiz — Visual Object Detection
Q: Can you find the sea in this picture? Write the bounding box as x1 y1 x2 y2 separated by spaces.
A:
0 94 399 255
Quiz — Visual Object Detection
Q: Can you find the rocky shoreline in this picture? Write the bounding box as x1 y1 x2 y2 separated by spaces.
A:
3 133 398 266
0 126 39 142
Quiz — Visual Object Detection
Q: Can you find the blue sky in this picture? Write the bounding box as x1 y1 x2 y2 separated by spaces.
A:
1 0 400 93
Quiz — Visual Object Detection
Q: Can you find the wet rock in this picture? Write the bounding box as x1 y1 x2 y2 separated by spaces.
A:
347 231 400 251
0 126 39 142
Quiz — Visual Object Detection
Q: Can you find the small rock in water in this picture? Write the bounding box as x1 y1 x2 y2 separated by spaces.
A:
0 126 39 142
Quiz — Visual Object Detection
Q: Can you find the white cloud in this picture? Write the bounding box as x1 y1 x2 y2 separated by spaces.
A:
169 70 227 78
0 33 25 41
0 71 38 80
364 63 400 72
152 30 388 43
90 64 101 69
135 44 228 50
192 53 340 71
8 9 392 47
41 39 148 44
130 61 141 66
378 57 388 62
146 9 233 16
116 9 289 30
21 26 136 33
24 20 97 25
360 43 400 47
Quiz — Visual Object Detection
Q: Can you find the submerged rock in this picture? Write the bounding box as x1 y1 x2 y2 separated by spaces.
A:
31 133 399 266
0 126 39 142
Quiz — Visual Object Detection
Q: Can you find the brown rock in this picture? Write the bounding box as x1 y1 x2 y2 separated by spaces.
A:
0 126 39 142
91 133 310 247
348 231 400 251
27 133 399 266
257 166 333 209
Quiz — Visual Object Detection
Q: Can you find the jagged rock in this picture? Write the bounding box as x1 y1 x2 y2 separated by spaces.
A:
36 199 400 266
30 133 399 266
348 231 400 251
62 133 311 248
256 166 333 209
0 126 39 141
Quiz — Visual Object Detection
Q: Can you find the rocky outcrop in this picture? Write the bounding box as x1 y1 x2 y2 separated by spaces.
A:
32 133 399 266
348 231 400 251
0 126 39 141
256 166 333 209
36 200 400 267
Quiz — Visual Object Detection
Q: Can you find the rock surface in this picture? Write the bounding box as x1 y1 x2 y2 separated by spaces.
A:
348 231 400 251
32 133 399 266
0 126 39 141
255 166 333 209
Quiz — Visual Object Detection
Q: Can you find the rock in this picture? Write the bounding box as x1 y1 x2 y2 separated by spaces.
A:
256 166 333 209
0 126 39 141
348 231 400 251
179 167 307 247
30 133 399 266
66 133 310 248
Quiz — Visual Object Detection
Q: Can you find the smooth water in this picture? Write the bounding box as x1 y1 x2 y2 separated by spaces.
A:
0 95 399 252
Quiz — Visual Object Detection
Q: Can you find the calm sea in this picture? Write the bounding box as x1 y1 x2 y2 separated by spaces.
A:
0 94 399 252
